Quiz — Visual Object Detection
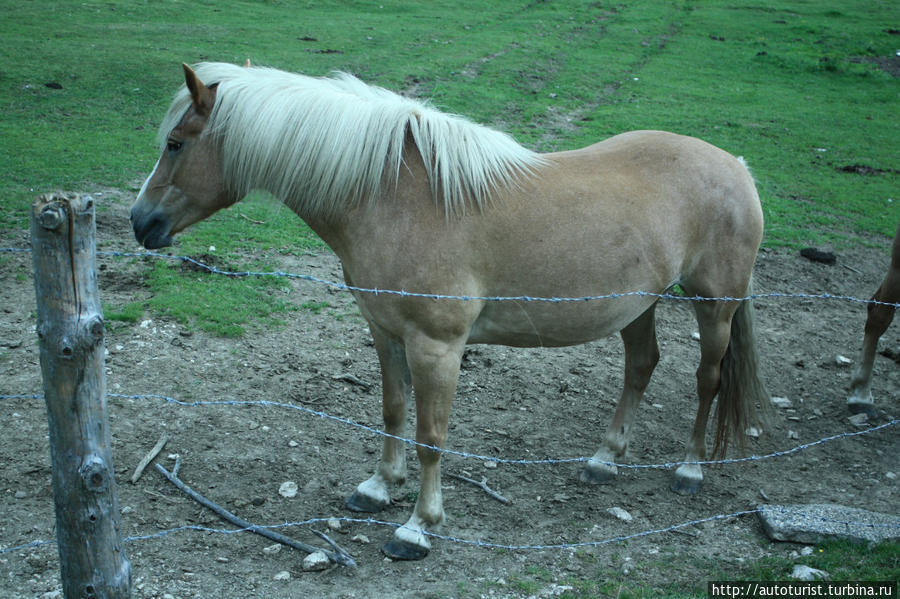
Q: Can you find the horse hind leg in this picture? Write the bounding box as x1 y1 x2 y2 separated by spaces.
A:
581 303 660 484
346 328 411 513
672 291 768 495
848 261 900 416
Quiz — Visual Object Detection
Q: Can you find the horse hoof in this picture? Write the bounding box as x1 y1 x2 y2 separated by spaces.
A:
345 491 389 513
381 538 430 561
847 400 877 419
670 475 702 495
579 464 616 485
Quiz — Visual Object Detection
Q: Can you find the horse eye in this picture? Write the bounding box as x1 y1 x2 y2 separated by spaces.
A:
167 139 184 153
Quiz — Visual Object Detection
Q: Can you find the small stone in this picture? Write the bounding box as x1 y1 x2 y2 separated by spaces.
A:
691 331 701 341
746 426 761 438
834 354 852 367
351 534 370 544
607 507 633 522
788 430 799 440
163 594 176 599
40 592 62 599
800 546 814 556
279 481 298 498
273 570 291 581
848 413 869 427
885 472 896 480
483 460 498 469
14 490 27 499
302 550 331 571
327 518 342 531
216 557 229 563
791 565 829 581
262 544 282 554
771 397 792 409
288 440 299 448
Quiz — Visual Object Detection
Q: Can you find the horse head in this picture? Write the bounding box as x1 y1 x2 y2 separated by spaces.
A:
130 64 232 249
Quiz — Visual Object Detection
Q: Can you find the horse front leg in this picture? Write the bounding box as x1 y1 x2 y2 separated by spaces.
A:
582 304 659 484
346 327 411 513
382 333 464 561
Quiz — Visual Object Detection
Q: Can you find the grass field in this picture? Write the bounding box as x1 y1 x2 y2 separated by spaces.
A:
1 3 898 590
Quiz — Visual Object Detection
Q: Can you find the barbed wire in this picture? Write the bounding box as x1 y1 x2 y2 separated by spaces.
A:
3 246 899 308
2 392 896 470
3 504 897 558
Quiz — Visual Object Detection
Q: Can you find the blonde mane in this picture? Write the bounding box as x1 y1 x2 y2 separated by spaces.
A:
158 62 546 218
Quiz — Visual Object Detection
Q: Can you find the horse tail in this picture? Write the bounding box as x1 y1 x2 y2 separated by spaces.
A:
712 278 771 457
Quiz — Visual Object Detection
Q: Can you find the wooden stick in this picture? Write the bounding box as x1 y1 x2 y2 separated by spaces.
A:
131 432 168 483
154 463 356 566
448 473 512 505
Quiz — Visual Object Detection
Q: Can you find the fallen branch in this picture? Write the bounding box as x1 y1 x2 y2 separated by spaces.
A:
131 432 168 484
448 473 512 505
154 462 355 567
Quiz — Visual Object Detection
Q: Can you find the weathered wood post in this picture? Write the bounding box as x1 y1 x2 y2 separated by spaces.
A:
31 193 131 598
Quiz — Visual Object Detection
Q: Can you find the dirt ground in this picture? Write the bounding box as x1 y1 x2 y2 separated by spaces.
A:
1 190 897 598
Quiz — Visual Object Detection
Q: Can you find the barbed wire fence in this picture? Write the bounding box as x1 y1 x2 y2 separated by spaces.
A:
1 245 898 563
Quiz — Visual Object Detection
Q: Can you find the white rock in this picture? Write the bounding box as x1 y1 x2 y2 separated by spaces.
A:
278 481 298 498
886 472 897 480
834 354 852 367
788 430 799 440
262 543 282 554
771 397 793 409
351 534 371 544
791 565 829 581
40 592 62 599
327 517 342 531
848 413 869 427
800 546 814 556
691 331 701 341
483 460 498 469
140 319 152 328
302 550 331 571
273 570 291 581
746 426 762 438
607 507 633 522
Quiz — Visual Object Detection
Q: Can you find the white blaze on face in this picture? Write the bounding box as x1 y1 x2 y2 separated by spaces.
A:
136 159 161 202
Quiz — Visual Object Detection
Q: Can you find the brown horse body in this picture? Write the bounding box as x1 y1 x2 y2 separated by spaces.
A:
131 63 769 560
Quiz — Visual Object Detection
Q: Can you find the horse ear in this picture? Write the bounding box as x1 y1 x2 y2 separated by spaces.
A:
182 63 215 117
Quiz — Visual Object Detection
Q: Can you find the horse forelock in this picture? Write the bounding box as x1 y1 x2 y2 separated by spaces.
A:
157 62 545 218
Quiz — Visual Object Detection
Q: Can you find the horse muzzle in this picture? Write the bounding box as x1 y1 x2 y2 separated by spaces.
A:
130 207 174 249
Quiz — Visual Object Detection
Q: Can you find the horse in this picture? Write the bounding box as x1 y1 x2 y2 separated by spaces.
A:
847 221 900 417
131 62 770 560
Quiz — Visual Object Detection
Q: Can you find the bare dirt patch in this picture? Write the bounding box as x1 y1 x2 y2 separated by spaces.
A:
1 191 897 598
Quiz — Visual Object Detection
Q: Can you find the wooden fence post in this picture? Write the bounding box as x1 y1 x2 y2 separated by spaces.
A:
30 193 132 598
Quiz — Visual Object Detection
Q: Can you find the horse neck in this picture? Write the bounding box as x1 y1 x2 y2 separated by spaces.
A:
291 137 439 263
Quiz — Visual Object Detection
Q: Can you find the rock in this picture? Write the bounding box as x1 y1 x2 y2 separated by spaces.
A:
848 413 869 427
262 543 282 555
758 504 900 544
834 354 852 367
787 430 799 440
302 550 331 571
791 565 829 581
273 570 291 581
800 248 836 265
40 592 61 599
278 481 298 498
771 397 792 409
351 534 370 544
746 426 762 438
886 472 897 481
607 507 633 522
327 517 342 531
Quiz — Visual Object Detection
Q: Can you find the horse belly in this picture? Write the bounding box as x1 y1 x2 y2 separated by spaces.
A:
467 297 653 347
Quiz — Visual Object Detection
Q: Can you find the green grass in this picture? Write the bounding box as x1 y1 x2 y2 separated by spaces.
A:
2 0 898 335
494 539 899 599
